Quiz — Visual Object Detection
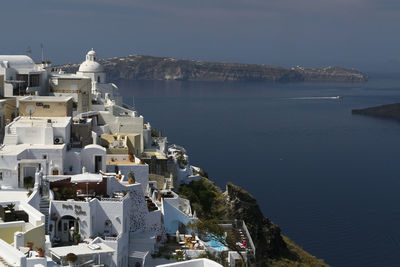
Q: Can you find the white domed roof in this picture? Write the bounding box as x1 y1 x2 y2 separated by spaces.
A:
78 49 104 73
0 55 36 70
78 60 104 72
87 49 96 56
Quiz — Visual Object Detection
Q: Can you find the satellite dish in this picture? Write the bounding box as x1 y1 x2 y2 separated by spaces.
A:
25 105 35 118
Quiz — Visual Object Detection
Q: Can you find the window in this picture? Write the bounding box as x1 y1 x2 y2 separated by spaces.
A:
42 155 47 160
0 172 2 181
94 156 102 173
29 74 40 87
97 76 100 83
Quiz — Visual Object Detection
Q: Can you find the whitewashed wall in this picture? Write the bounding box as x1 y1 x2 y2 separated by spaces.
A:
107 163 149 195
80 144 106 173
162 197 196 234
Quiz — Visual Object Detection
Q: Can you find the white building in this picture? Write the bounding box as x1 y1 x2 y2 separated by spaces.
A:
0 55 49 97
47 171 163 267
0 116 71 188
0 49 246 267
76 49 122 106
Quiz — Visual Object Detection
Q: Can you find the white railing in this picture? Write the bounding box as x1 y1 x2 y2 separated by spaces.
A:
103 233 121 242
0 239 24 267
104 236 118 241
19 202 45 226
241 221 256 255
100 197 123 202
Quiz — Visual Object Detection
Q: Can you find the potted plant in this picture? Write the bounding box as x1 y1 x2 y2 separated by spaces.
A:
35 247 45 257
73 232 81 244
65 253 78 266
6 203 15 213
128 172 135 184
4 203 16 222
27 189 33 197
26 241 34 250
50 213 58 221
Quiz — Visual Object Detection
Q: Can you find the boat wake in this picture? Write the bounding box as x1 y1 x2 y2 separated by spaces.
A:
290 96 342 100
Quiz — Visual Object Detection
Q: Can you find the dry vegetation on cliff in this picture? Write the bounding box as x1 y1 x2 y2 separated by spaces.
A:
179 177 329 266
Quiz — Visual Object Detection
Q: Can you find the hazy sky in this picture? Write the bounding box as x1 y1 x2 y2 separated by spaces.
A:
1 0 400 72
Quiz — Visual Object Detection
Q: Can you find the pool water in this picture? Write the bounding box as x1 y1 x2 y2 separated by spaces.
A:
206 239 228 251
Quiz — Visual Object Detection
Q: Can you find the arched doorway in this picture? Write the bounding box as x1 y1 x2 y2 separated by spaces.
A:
59 215 77 243
52 168 59 175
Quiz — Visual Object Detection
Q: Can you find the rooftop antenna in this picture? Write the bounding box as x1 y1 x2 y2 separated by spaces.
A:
40 43 44 63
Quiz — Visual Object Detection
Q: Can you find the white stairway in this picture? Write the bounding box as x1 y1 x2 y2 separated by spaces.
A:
39 197 50 231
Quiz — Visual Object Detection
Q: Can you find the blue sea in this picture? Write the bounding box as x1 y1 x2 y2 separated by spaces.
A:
120 75 400 267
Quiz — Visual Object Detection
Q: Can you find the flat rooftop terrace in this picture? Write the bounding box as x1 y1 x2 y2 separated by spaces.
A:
9 116 71 128
141 151 167 160
50 73 91 80
0 189 28 202
50 242 115 258
19 95 73 103
106 160 142 165
0 144 65 156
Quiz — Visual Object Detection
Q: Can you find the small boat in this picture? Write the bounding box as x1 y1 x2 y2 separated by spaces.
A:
291 96 343 100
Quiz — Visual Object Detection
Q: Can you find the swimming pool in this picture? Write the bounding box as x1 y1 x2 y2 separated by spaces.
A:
206 238 228 252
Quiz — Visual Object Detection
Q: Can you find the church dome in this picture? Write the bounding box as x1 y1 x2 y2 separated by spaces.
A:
78 49 104 73
78 60 104 72
87 50 96 56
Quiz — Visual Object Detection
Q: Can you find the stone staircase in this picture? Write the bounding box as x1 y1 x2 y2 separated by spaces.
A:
39 197 50 231
0 256 13 267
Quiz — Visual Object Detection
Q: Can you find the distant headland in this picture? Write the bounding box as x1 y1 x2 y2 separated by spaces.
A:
58 55 368 83
352 103 400 121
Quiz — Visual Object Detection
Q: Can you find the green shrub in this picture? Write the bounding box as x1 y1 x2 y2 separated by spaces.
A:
24 176 34 189
179 178 224 219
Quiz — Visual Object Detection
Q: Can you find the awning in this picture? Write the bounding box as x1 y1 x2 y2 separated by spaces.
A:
50 243 115 258
70 173 103 183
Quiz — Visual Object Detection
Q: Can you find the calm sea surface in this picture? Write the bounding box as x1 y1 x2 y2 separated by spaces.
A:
120 75 400 267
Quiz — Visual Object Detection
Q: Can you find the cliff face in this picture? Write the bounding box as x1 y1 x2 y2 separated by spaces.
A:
179 178 328 266
58 55 368 83
293 66 368 82
224 183 289 265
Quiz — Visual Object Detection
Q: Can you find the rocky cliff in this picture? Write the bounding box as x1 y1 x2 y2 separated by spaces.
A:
58 55 368 83
224 183 289 264
179 178 328 266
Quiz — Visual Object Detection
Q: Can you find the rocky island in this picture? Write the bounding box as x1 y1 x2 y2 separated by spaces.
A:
58 55 368 83
352 103 400 121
